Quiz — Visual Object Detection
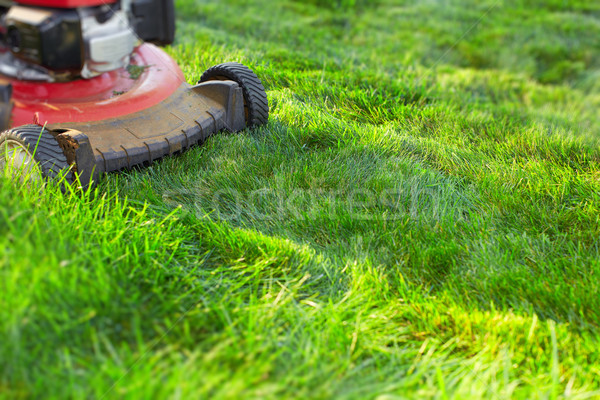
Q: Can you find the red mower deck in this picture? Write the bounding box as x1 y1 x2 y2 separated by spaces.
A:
8 44 248 186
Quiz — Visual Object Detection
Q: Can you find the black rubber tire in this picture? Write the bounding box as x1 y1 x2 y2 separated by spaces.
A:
199 62 269 127
0 124 73 183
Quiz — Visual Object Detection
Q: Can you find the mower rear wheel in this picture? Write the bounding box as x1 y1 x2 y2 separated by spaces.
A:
0 125 73 184
199 62 269 127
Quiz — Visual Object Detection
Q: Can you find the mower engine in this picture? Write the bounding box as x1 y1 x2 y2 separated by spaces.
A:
0 0 174 81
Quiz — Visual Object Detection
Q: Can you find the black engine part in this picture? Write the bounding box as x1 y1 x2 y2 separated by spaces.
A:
131 0 175 46
5 6 83 72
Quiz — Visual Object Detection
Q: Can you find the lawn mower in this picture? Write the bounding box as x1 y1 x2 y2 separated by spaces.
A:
0 0 269 187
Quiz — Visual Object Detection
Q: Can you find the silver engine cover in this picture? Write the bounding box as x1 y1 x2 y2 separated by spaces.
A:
79 6 138 79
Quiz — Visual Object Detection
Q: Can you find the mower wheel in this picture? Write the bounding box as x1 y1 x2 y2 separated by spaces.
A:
0 125 73 184
199 62 269 127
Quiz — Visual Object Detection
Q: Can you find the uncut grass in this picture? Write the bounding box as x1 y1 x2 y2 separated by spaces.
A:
2 0 600 398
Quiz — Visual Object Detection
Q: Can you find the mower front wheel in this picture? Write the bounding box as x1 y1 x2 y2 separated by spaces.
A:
0 125 73 184
199 62 269 128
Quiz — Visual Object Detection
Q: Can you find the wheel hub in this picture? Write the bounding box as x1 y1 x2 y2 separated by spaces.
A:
0 139 42 181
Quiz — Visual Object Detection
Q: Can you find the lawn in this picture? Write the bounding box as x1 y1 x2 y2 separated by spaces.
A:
2 0 600 398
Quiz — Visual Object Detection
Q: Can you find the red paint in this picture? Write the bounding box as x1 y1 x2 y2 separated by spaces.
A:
8 44 185 127
15 0 116 7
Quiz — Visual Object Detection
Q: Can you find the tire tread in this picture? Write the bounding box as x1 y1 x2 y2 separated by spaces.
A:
0 124 74 183
200 62 269 127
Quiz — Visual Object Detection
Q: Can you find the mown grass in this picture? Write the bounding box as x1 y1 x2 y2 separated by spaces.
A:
1 0 600 398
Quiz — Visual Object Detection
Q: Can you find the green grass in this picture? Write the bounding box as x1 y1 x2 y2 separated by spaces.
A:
2 0 600 398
